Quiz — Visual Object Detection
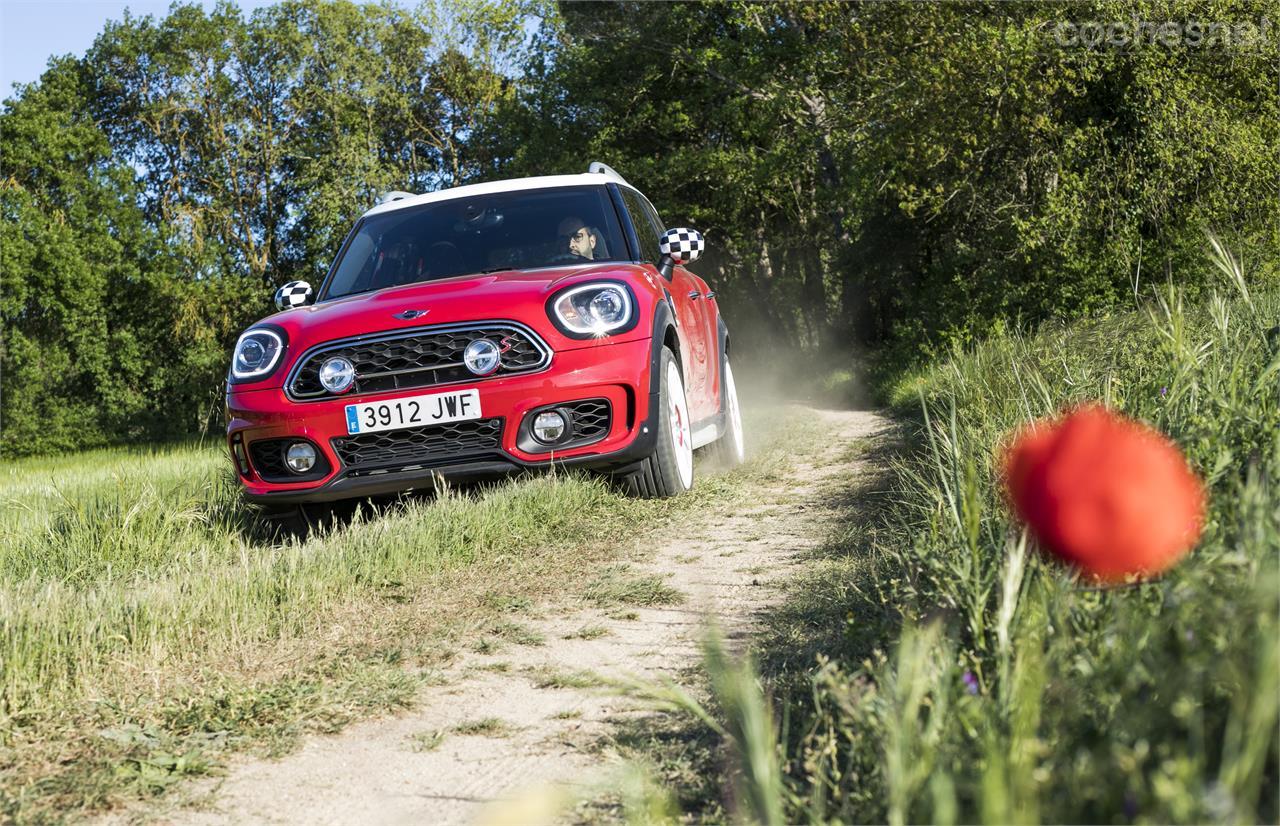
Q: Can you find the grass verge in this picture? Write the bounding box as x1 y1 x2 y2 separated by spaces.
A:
0 398 812 822
758 248 1279 823
631 243 1278 823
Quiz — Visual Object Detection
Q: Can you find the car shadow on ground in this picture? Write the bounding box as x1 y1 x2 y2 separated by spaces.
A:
229 485 456 545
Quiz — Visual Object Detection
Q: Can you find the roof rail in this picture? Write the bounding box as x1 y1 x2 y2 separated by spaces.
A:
376 190 417 205
587 161 630 188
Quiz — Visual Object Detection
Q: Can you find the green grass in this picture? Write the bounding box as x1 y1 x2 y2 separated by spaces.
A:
451 717 516 737
525 666 605 690
583 568 685 608
564 624 610 640
406 729 446 752
0 399 816 822
670 243 1279 824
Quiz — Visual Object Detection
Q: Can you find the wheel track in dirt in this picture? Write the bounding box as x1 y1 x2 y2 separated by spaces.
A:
123 406 892 825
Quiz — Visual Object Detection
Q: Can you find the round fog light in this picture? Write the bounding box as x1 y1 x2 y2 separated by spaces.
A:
532 410 567 444
463 338 501 375
319 356 355 393
285 442 317 474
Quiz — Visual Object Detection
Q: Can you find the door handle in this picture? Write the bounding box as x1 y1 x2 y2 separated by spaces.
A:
688 291 702 300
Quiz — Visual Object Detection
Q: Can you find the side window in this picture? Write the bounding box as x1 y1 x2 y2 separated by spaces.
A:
620 188 662 266
639 197 665 242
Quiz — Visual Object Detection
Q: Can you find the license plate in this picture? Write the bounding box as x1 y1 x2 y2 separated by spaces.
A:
344 388 482 435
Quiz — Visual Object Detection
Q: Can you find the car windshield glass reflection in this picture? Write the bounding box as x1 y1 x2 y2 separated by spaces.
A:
323 186 627 300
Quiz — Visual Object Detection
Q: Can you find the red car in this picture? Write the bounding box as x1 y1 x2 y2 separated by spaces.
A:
225 163 744 508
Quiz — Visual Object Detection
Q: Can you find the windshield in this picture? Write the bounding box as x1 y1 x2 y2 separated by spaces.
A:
322 185 628 300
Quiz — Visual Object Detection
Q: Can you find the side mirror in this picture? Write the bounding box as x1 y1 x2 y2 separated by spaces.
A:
274 280 313 310
658 228 705 279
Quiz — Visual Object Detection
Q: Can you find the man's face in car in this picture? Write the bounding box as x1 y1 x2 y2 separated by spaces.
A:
565 225 596 260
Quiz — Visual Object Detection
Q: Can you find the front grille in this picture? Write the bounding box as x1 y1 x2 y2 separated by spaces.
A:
288 322 549 401
332 418 504 470
564 399 611 441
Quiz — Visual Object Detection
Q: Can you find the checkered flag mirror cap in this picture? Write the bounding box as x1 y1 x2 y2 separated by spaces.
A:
659 227 705 264
274 280 313 310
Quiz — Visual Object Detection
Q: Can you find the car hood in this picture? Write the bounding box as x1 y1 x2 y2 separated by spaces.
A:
242 262 659 389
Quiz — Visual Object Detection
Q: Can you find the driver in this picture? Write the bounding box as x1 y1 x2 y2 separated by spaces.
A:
372 238 417 287
557 216 598 261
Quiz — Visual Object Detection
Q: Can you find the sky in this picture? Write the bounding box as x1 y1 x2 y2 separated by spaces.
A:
0 0 282 98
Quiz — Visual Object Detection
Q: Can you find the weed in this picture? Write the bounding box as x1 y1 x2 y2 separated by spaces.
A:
564 625 610 640
584 568 684 607
526 667 604 690
451 717 515 737
407 729 445 752
488 620 545 646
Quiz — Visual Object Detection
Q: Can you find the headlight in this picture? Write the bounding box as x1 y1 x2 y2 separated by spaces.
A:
548 282 636 338
231 329 285 381
319 356 356 393
532 410 567 444
463 339 501 375
285 442 317 473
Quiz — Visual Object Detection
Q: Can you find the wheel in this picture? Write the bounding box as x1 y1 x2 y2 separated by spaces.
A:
623 347 694 498
710 355 745 467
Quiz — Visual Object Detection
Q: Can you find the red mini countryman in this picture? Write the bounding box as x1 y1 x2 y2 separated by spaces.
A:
225 163 744 509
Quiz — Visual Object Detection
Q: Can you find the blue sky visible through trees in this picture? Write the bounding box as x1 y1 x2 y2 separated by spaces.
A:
1 0 284 98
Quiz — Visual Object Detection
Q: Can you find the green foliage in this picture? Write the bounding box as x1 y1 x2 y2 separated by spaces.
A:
0 0 532 457
3 0 1276 456
768 245 1278 822
483 0 1278 358
3 0 1277 457
0 57 200 455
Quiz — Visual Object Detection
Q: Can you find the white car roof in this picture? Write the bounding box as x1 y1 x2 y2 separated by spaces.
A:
363 170 632 219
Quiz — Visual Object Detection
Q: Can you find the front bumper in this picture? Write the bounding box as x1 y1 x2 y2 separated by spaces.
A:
226 337 658 504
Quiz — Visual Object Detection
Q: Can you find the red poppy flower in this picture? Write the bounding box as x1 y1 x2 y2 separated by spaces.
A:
1002 404 1206 583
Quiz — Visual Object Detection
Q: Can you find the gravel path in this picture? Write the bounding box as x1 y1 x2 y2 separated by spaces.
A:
139 407 891 825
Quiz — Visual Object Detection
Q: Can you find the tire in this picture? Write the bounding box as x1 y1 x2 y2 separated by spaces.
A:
710 354 745 467
623 347 695 498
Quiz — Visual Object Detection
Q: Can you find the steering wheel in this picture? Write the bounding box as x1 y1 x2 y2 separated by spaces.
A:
547 252 586 264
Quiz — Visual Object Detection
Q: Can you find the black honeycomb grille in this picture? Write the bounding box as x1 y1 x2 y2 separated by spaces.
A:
247 438 331 482
248 440 288 479
289 323 548 400
565 399 610 441
332 418 504 470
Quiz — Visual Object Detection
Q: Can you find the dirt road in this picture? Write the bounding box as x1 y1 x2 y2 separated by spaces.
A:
157 407 891 824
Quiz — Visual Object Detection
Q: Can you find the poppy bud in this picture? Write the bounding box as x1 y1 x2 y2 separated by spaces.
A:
1002 404 1206 583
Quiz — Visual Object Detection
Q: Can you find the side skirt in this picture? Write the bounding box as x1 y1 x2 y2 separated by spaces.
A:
690 410 726 450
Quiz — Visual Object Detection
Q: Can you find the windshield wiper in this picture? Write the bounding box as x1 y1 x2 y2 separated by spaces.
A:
477 267 515 274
